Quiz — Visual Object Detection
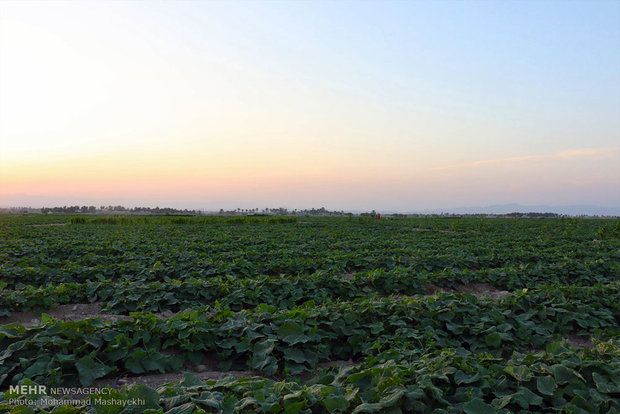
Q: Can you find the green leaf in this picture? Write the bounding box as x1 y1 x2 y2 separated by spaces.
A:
76 356 112 386
536 375 556 395
491 395 511 409
142 354 169 373
545 341 568 355
250 338 278 374
592 372 618 393
253 338 275 359
165 402 195 414
40 313 55 324
323 396 350 412
463 398 496 414
162 395 191 411
0 324 26 338
503 365 531 382
283 348 308 364
284 400 306 414
553 364 575 385
569 395 594 412
277 322 310 345
454 370 480 385
561 404 590 414
179 373 204 387
127 384 161 409
379 388 405 407
278 322 303 336
192 391 223 410
24 358 50 377
351 402 384 413
511 387 543 409
484 332 501 347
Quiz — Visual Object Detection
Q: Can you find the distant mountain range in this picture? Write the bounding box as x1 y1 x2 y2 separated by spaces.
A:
414 203 620 216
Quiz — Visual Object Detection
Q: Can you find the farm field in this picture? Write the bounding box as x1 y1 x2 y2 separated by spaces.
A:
0 214 618 413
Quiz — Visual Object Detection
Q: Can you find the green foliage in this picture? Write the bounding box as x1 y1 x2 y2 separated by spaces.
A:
0 284 618 389
2 344 618 413
0 215 618 412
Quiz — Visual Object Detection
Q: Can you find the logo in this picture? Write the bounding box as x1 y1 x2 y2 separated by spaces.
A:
9 385 47 395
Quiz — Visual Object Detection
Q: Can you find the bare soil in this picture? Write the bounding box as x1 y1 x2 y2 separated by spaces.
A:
566 334 593 349
90 360 359 393
90 360 358 392
457 283 511 300
424 283 510 300
424 283 457 297
0 303 132 326
0 303 201 326
93 370 258 390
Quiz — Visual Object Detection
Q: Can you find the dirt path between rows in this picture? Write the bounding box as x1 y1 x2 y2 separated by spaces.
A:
0 303 191 326
456 283 511 299
566 334 593 349
93 358 358 391
94 370 258 390
0 303 130 326
45 358 357 399
425 283 510 300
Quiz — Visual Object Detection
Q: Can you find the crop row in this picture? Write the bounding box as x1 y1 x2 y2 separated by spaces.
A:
2 262 619 316
2 219 616 289
3 341 619 413
1 283 617 388
3 250 615 291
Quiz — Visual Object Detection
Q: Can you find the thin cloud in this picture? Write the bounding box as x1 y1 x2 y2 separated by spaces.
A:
433 147 617 171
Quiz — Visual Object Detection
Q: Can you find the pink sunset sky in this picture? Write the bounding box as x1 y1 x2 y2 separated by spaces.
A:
1 1 619 211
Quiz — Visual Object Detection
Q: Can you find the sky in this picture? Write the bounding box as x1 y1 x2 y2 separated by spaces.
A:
1 0 619 212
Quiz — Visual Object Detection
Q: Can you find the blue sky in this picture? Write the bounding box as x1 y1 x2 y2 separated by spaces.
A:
1 0 619 210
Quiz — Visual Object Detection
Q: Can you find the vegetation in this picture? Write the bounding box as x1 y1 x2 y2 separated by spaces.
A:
0 215 618 412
